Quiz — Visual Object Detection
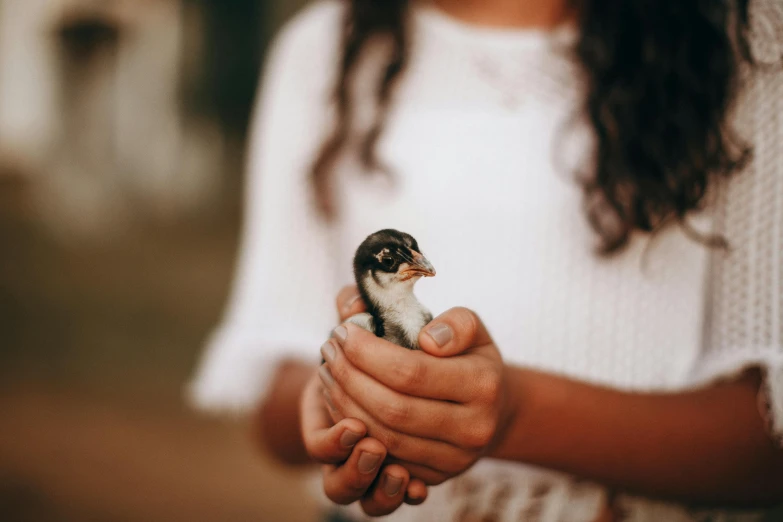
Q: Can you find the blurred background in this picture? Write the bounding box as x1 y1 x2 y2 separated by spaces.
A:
0 0 317 520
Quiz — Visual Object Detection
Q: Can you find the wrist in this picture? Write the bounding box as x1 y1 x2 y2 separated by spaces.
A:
256 360 315 466
488 365 532 460
488 366 571 462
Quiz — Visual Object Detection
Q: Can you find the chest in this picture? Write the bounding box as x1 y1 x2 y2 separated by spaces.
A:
379 307 431 351
368 289 433 350
334 103 713 392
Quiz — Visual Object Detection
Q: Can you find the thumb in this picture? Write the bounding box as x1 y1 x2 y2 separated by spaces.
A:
418 307 492 357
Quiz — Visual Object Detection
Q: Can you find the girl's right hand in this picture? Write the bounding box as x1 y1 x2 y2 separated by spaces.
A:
300 368 428 516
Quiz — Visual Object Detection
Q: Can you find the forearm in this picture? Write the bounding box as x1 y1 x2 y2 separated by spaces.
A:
254 360 315 465
492 366 783 507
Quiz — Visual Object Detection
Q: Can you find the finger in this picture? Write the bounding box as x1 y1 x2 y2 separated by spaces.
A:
386 458 451 486
323 437 386 505
336 285 367 322
305 417 367 464
405 479 429 505
301 375 366 463
418 307 495 358
330 323 487 403
320 346 464 442
359 464 410 517
320 371 474 473
322 385 346 425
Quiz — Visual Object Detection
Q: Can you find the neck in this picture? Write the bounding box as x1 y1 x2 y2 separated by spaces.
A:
361 276 420 318
431 0 573 29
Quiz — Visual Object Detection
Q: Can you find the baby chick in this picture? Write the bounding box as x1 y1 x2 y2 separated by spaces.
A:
347 229 436 350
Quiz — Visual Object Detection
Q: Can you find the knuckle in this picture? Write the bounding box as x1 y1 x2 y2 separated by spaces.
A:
451 307 479 341
474 366 502 402
378 430 402 454
380 399 411 426
465 418 497 450
329 360 350 384
346 474 370 492
392 359 427 390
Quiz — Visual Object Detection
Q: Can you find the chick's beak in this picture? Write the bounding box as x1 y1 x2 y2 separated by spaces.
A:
402 250 436 278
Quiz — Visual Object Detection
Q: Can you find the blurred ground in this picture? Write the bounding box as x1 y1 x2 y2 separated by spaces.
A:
0 390 316 522
0 177 316 522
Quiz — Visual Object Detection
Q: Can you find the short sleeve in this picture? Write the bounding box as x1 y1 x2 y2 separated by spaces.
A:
691 37 783 443
187 1 345 413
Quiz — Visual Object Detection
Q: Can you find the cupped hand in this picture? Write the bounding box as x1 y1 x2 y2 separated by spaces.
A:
300 361 427 515
321 286 516 486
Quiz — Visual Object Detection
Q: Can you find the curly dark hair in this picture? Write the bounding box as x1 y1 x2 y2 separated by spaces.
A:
311 0 752 252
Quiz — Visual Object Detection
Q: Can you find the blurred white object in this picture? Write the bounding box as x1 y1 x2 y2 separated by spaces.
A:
0 0 58 178
0 0 225 237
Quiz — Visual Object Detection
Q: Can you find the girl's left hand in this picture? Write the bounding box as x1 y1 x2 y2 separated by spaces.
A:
320 295 517 486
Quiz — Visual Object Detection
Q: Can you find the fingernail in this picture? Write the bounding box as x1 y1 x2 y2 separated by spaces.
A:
343 294 360 313
383 475 403 497
333 325 348 343
320 341 336 363
357 452 381 474
340 429 362 448
318 365 335 387
425 323 453 347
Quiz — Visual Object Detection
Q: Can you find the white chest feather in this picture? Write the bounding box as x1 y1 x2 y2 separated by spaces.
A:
383 295 430 346
361 272 432 349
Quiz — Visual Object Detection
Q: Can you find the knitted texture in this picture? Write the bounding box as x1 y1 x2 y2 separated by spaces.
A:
697 44 783 443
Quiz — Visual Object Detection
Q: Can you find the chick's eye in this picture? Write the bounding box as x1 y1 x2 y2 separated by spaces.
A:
381 256 396 269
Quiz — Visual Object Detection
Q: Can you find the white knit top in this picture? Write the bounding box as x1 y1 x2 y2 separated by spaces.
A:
189 1 783 520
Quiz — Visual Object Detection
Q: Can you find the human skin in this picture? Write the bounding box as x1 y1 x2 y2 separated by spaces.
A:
254 0 783 516
258 286 783 518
